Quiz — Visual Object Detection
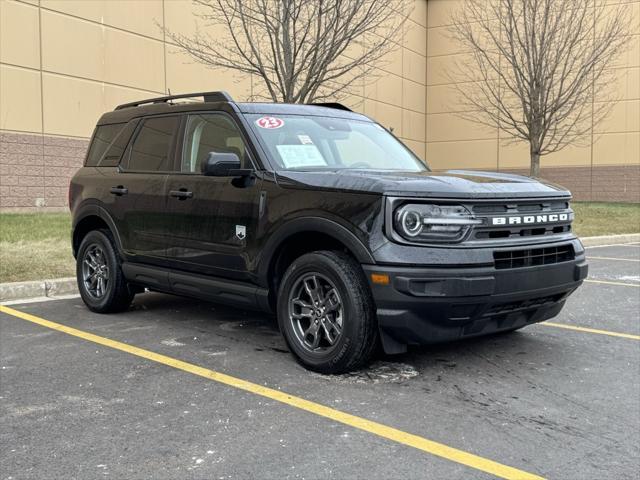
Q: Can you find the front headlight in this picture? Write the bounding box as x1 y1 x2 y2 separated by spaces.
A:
393 203 483 243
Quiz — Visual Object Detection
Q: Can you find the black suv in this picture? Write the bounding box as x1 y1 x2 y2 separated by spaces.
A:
70 91 588 373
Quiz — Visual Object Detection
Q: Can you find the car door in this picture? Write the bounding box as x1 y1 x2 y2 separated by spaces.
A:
164 112 262 281
109 115 180 265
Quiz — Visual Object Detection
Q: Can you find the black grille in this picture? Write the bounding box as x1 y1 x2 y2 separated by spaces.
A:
493 244 575 269
472 201 569 214
475 225 571 240
475 224 571 240
473 201 569 215
472 200 572 241
485 293 566 316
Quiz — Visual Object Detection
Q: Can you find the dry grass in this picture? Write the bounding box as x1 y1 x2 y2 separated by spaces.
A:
572 202 640 237
0 213 74 283
0 203 638 283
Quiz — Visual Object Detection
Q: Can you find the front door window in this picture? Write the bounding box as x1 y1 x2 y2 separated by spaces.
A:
182 114 249 173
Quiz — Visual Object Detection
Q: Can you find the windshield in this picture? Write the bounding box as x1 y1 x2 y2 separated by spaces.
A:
247 114 428 172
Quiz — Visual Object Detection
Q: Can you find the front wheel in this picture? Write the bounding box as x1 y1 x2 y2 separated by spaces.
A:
76 230 134 313
277 251 378 374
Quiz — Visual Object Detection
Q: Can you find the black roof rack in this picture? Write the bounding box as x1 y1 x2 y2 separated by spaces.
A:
115 91 234 110
308 102 352 112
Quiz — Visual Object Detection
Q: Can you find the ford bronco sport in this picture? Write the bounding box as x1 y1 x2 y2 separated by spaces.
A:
70 91 588 373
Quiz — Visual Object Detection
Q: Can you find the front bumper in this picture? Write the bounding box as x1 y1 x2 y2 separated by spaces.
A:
363 256 588 353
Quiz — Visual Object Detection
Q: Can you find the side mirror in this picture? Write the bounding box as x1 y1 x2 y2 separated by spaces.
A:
202 152 251 177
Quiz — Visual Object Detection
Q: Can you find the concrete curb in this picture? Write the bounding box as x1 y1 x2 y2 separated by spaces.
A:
580 233 640 247
1 233 638 303
0 277 77 302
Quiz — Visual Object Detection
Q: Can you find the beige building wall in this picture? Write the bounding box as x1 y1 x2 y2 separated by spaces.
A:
0 0 426 140
0 0 638 209
425 0 640 202
0 0 427 210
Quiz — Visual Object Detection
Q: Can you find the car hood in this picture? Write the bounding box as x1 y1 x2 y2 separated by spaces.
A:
275 169 571 199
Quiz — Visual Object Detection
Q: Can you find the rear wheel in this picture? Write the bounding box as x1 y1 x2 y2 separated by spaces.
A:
76 230 134 313
277 251 378 374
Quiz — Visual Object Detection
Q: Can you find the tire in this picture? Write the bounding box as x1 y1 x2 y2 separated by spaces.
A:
277 251 378 374
76 229 134 313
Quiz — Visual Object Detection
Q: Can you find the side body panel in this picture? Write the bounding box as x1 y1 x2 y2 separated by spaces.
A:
163 173 264 281
108 171 169 264
250 175 382 286
70 168 169 265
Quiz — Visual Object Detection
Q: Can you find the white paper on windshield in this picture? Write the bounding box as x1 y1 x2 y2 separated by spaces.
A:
276 144 327 168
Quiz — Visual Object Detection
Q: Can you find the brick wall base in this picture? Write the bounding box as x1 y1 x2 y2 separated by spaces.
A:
499 165 640 203
0 131 88 211
0 130 638 211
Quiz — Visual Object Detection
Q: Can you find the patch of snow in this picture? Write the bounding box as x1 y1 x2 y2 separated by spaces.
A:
619 275 640 282
206 351 227 356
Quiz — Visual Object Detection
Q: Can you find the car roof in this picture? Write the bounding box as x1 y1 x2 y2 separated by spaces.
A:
235 102 370 121
96 91 371 126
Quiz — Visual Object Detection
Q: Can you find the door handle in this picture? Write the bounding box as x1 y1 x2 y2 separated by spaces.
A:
169 189 193 200
110 186 128 196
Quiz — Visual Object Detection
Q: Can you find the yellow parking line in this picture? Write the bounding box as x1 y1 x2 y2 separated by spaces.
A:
588 256 640 262
584 279 640 288
541 322 640 340
0 305 543 480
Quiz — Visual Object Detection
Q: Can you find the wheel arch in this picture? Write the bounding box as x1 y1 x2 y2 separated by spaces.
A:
72 204 123 258
259 217 375 307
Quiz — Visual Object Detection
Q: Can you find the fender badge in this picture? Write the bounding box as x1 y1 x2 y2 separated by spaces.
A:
236 225 246 240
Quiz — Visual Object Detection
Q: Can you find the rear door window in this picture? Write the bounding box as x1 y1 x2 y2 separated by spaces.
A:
126 116 180 172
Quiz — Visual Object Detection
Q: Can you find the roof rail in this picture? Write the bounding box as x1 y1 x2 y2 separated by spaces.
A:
308 102 352 112
115 91 234 110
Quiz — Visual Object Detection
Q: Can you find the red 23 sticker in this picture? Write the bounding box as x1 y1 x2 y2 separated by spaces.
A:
255 116 284 129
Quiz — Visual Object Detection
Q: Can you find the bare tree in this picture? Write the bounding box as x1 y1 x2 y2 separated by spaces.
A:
449 0 632 177
162 0 409 104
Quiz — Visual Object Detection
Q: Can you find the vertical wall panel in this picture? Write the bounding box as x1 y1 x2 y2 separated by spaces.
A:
425 0 640 201
0 0 40 69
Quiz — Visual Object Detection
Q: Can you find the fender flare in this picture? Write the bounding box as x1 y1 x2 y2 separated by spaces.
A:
257 216 375 282
72 203 124 257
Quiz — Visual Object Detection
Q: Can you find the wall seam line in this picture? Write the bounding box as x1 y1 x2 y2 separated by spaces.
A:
424 0 429 165
0 62 166 96
162 0 167 94
35 3 166 46
38 0 45 206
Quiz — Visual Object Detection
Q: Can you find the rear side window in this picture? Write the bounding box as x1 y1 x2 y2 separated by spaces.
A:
126 116 179 172
86 124 124 166
85 121 139 167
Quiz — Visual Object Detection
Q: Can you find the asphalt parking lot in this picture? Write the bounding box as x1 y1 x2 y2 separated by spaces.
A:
1 243 639 480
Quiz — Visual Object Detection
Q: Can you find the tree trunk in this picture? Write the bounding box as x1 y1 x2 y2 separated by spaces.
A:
530 149 541 177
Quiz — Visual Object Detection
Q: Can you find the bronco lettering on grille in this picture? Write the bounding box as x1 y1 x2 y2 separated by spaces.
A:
491 213 569 226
